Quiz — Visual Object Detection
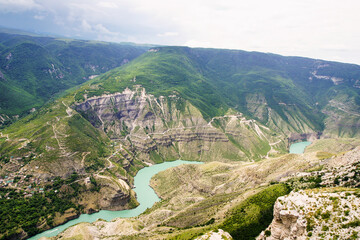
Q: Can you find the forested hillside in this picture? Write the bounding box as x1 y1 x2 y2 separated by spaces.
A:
0 32 148 126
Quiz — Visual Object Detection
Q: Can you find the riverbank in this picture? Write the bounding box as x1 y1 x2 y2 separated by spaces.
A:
289 141 312 154
29 160 202 240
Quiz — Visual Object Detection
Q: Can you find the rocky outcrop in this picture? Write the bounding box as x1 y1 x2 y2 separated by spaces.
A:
99 188 131 210
7 230 27 240
75 87 282 162
195 229 233 240
288 146 360 189
287 132 321 144
258 189 360 240
79 174 134 212
75 87 212 139
129 128 229 153
53 208 80 226
319 146 360 188
259 146 360 240
257 194 307 240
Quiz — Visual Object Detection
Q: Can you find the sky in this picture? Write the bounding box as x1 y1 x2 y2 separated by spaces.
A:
0 0 360 64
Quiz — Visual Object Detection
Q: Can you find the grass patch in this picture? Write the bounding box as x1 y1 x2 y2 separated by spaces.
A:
165 192 239 228
316 151 335 160
167 227 210 240
218 184 291 240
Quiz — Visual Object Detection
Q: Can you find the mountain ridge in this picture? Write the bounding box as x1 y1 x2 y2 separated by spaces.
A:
73 46 360 137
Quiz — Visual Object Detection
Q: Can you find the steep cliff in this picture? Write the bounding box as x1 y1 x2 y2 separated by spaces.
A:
75 87 284 163
258 145 360 240
258 188 360 240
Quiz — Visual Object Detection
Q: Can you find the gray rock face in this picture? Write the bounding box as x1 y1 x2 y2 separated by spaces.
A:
258 189 360 240
320 146 360 188
258 199 306 240
76 88 207 136
290 146 360 189
75 87 229 152
76 88 156 133
80 174 133 212
287 132 321 144
75 87 283 162
99 189 131 210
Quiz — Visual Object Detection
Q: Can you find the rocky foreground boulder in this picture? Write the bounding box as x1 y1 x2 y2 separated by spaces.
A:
195 229 233 240
258 188 360 240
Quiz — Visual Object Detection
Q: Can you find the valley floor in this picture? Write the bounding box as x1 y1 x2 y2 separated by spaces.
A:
44 138 360 240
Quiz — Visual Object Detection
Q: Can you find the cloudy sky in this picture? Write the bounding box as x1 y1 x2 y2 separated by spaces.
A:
0 0 360 64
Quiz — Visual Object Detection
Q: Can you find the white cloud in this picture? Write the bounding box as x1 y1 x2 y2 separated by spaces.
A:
157 32 179 37
97 1 119 9
81 19 92 32
33 14 44 20
80 19 119 38
93 23 118 36
0 0 41 12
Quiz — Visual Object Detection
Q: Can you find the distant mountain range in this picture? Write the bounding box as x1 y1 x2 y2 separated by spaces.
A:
75 46 360 137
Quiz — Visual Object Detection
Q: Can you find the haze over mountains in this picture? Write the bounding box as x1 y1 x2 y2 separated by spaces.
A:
0 29 360 240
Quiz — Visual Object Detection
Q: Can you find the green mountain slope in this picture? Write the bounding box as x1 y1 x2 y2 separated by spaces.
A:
1 45 360 239
2 45 359 178
77 46 360 137
0 32 148 122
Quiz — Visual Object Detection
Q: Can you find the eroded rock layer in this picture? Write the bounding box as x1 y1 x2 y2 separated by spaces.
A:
75 87 284 162
258 189 360 240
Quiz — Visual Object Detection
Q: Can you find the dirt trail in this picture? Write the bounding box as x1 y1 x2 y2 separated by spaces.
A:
48 119 68 156
266 139 282 159
81 152 91 167
17 139 30 149
330 100 360 117
62 101 74 117
207 114 243 127
0 132 9 140
51 124 64 151
95 173 130 191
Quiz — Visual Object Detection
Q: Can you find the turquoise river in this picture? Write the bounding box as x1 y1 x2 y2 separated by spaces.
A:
289 141 312 154
29 160 203 240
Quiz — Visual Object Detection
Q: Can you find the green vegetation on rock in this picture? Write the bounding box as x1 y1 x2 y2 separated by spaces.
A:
219 184 291 240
